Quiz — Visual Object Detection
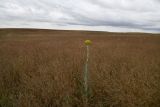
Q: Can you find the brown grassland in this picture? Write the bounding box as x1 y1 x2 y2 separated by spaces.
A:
0 28 160 107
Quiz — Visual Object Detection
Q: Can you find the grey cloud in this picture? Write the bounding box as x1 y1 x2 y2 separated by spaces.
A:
0 0 160 33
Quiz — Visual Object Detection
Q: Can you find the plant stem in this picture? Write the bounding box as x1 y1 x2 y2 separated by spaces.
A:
84 45 89 105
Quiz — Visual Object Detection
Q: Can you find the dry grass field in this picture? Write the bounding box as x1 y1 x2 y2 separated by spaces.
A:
0 28 160 107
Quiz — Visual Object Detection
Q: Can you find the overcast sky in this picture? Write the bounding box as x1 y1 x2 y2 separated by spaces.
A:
0 0 160 33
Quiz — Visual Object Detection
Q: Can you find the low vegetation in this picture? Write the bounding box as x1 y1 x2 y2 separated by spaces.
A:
0 29 160 107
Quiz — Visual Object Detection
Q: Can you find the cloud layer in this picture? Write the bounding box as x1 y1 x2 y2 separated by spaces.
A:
0 0 160 33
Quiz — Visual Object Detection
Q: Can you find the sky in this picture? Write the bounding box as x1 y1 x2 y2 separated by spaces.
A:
0 0 160 33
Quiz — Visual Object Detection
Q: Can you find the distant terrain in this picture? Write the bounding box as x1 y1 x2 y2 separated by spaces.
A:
0 28 160 107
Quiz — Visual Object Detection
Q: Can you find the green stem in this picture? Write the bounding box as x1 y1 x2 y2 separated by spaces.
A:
84 45 89 104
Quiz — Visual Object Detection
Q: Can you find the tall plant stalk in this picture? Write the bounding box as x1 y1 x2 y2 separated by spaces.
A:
84 40 92 106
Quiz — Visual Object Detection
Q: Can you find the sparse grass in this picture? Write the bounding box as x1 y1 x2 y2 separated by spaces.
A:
0 29 160 107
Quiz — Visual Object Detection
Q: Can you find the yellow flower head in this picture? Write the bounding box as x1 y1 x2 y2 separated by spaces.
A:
85 40 92 45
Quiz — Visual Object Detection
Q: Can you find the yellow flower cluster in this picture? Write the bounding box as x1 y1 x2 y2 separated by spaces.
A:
85 40 92 45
